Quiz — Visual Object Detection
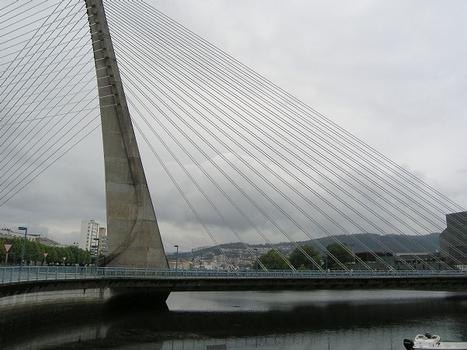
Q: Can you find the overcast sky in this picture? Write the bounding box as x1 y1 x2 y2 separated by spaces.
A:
1 0 466 252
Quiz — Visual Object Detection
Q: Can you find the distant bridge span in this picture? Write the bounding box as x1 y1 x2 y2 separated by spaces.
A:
1 267 466 298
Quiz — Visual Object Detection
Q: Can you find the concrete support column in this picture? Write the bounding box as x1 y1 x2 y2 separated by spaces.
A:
85 0 168 269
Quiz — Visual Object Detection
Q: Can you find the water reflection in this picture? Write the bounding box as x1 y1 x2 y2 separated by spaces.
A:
1 290 467 350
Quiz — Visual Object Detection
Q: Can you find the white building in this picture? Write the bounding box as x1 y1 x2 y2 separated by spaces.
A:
79 220 101 254
97 226 109 256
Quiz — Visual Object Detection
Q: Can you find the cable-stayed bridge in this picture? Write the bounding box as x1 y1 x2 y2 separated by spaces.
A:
0 0 466 300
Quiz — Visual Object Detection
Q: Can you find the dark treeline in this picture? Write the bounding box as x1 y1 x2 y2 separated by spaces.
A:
257 244 354 270
0 237 91 265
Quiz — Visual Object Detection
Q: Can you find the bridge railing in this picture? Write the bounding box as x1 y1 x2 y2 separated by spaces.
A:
0 266 466 285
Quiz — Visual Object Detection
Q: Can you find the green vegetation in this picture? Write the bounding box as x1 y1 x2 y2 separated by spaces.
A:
258 249 290 270
289 245 322 270
257 243 355 270
325 243 354 269
0 237 91 265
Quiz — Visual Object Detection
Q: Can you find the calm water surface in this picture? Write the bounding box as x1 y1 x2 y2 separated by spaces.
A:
1 290 467 350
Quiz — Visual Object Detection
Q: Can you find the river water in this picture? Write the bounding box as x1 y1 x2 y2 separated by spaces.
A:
1 290 467 349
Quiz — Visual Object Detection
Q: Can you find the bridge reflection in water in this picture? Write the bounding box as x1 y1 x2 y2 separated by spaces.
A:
0 290 467 350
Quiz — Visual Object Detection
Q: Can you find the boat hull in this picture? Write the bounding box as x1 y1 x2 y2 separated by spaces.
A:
414 343 467 350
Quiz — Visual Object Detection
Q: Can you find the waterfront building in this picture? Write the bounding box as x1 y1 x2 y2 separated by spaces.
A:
440 211 467 266
354 251 394 270
79 220 100 255
393 252 442 270
97 227 108 256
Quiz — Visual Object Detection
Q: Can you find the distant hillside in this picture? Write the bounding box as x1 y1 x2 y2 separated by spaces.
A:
168 232 440 259
278 232 440 254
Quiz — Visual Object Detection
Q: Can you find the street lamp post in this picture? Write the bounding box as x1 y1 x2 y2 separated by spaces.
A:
254 248 258 270
42 252 48 266
18 226 27 267
174 244 179 271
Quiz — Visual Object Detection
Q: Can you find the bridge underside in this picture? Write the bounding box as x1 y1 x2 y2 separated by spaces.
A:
1 276 466 298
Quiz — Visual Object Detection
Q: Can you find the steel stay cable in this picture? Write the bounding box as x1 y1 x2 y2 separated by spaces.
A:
119 61 392 271
120 15 456 232
0 103 99 197
118 21 467 260
0 80 94 158
0 38 93 153
0 5 81 41
0 1 28 14
110 5 456 230
109 24 438 262
112 15 460 256
133 90 374 271
0 0 34 21
0 66 92 108
0 106 99 201
0 64 94 178
141 2 463 213
0 0 83 103
132 115 268 271
134 1 462 214
112 20 460 270
0 27 89 123
0 21 83 51
2 79 94 109
0 106 98 127
116 48 377 271
0 121 100 207
1 60 93 101
123 80 311 271
0 2 454 268
0 0 58 31
0 0 67 86
0 60 96 159
126 87 297 271
0 84 97 181
108 8 467 260
0 53 91 85
109 6 464 264
0 27 84 60
0 74 97 186
114 35 438 270
0 35 88 67
109 9 436 256
1 62 91 107
128 97 292 271
0 96 96 126
113 32 454 269
121 70 340 271
0 2 80 83
123 89 336 272
119 53 458 271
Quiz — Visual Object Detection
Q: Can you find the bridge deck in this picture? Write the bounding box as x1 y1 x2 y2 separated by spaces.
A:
0 267 466 297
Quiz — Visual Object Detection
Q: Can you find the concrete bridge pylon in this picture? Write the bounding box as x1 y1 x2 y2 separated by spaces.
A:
85 0 168 269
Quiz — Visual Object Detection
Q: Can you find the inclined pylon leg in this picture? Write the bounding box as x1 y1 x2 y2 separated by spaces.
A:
85 0 168 269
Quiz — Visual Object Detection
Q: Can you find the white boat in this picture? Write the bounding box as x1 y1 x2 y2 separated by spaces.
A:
404 334 467 350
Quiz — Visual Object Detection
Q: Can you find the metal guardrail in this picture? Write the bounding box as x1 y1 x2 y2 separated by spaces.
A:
0 266 466 285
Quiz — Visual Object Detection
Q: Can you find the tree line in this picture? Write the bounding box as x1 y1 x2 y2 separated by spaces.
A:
256 243 354 270
0 237 91 265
